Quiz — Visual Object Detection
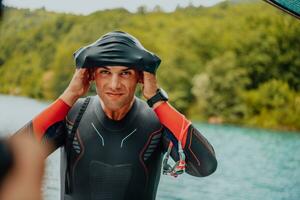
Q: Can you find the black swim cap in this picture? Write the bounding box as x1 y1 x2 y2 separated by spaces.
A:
73 31 161 74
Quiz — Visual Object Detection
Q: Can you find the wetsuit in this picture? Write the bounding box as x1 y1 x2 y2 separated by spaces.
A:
16 95 217 200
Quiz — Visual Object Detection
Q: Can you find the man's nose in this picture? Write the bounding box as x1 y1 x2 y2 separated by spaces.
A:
110 74 121 90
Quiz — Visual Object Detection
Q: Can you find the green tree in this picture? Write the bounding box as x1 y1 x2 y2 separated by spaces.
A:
242 79 300 130
191 52 249 122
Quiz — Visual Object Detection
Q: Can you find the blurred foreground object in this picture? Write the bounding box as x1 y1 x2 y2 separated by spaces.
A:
0 134 48 200
264 0 300 19
0 0 3 19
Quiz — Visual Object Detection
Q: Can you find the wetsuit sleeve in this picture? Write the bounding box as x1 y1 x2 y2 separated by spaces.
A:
182 125 217 177
155 102 217 177
154 102 190 147
32 99 70 141
14 98 70 153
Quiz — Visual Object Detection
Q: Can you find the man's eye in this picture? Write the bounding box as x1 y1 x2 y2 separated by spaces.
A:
120 71 132 76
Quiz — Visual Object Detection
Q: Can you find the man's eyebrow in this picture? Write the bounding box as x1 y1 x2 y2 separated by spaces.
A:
98 67 133 72
121 68 132 71
100 67 110 70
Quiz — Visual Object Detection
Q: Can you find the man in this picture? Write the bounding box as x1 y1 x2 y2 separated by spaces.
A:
17 31 217 200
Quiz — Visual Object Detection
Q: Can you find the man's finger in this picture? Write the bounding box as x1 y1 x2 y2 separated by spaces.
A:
143 71 156 80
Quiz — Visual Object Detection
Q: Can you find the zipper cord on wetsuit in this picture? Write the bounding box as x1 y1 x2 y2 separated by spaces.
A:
163 116 191 177
65 97 91 194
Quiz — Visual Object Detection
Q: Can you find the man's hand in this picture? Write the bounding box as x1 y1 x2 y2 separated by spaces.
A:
60 68 94 106
141 72 165 109
141 71 158 100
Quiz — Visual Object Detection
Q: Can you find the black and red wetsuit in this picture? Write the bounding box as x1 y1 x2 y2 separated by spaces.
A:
16 96 217 200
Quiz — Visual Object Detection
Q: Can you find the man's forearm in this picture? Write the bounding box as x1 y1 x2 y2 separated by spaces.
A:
154 101 217 177
153 101 191 147
32 98 71 141
60 90 81 107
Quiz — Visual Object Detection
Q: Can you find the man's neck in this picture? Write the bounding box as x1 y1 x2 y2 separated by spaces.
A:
99 97 135 121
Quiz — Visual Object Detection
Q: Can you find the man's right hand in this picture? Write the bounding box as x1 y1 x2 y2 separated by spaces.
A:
60 68 94 106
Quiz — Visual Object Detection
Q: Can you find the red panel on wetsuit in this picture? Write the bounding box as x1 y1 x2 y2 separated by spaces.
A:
32 99 71 141
154 102 191 147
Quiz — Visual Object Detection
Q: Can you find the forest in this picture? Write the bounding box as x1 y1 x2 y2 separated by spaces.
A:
0 0 299 131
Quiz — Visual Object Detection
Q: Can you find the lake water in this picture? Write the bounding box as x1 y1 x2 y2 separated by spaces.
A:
0 94 300 200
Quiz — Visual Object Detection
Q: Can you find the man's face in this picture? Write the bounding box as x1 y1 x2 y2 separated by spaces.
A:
94 66 140 111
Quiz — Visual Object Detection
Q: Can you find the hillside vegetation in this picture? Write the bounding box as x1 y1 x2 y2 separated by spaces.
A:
0 1 299 131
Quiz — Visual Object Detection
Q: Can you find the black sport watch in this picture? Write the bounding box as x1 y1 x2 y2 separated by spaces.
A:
147 88 169 107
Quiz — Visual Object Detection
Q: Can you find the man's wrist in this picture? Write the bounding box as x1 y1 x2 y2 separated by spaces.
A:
144 88 158 100
152 101 165 109
146 88 169 108
60 90 80 106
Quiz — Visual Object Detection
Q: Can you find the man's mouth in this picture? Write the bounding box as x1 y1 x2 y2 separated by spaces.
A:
106 92 124 97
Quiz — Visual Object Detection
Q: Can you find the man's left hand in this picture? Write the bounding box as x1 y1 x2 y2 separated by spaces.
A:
141 71 158 100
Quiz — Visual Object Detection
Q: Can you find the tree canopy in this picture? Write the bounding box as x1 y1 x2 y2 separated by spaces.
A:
0 1 299 131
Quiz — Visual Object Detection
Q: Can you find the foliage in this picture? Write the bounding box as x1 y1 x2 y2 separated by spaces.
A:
191 52 249 122
0 1 299 130
241 80 300 130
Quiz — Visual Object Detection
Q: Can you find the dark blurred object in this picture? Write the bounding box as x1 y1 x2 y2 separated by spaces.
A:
0 134 46 200
0 0 3 19
264 0 300 19
0 140 13 181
